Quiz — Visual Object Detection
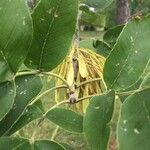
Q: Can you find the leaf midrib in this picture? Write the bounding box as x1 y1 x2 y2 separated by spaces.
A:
39 0 62 69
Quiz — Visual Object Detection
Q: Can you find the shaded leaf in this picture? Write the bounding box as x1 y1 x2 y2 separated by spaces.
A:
34 140 65 150
0 137 31 150
0 81 15 121
33 99 45 113
118 88 150 150
118 78 143 103
104 16 150 90
0 138 65 150
0 0 32 83
0 75 42 136
80 5 106 27
103 25 124 47
80 39 96 51
7 105 43 135
25 0 78 71
46 108 83 133
140 73 150 89
93 40 111 57
83 91 115 150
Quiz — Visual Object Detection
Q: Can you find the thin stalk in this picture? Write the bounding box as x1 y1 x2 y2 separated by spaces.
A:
16 70 71 91
101 78 107 91
76 78 102 88
36 94 100 129
44 100 69 117
75 94 100 103
30 119 42 149
75 11 80 47
43 94 100 117
51 126 59 141
29 85 67 105
117 89 140 96
41 72 71 91
16 70 40 77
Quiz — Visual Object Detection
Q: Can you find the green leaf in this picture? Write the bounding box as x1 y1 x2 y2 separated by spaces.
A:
93 40 111 57
34 140 65 150
104 16 150 91
80 39 96 51
0 137 31 150
32 99 45 113
80 4 90 13
118 88 150 150
0 0 32 83
0 75 42 136
6 105 43 135
0 81 15 121
85 0 113 9
118 78 143 103
83 91 115 150
140 73 150 89
46 108 83 133
0 138 66 150
25 0 78 71
80 5 106 27
103 25 124 47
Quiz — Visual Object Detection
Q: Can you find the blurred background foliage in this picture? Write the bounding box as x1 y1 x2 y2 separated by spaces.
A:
80 0 150 29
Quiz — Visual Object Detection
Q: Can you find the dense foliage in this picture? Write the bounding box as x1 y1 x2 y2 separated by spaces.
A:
0 0 149 149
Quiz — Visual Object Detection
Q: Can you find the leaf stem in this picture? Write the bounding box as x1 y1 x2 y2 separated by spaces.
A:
16 70 71 91
44 100 69 117
51 126 59 141
16 70 40 77
29 85 67 105
76 78 102 88
75 94 100 103
117 89 140 96
40 72 71 91
43 94 100 117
